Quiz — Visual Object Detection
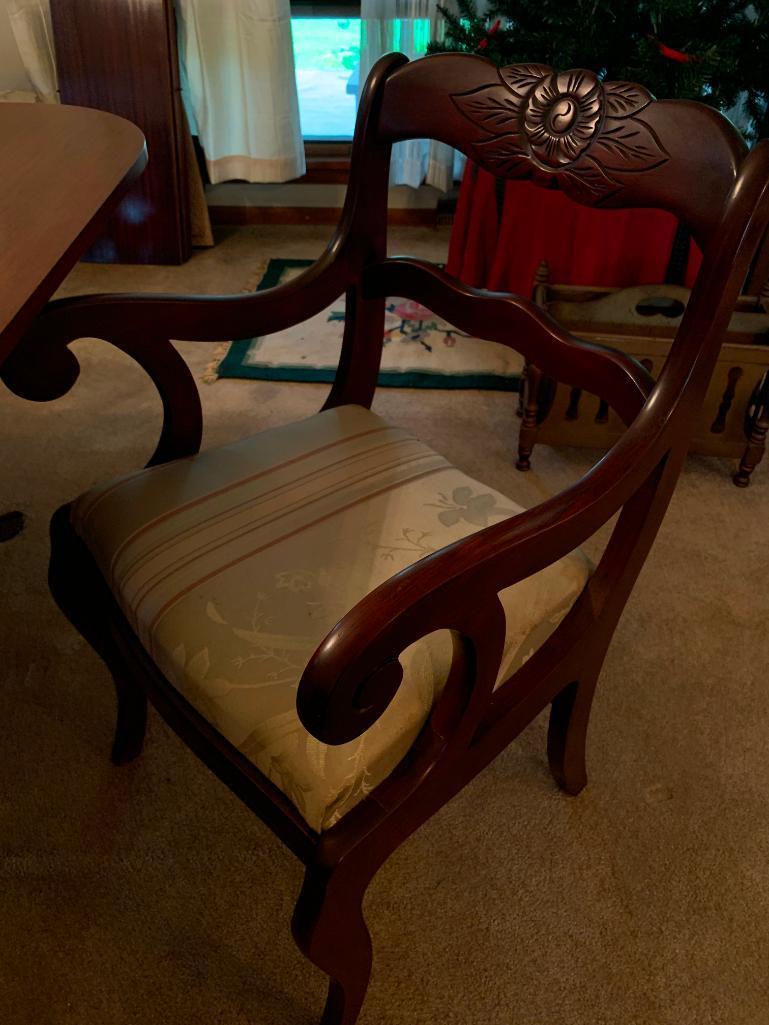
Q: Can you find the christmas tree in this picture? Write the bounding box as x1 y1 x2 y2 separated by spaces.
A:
428 0 769 138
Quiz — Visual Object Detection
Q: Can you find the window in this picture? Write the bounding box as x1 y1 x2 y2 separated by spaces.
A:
291 5 432 142
291 9 361 141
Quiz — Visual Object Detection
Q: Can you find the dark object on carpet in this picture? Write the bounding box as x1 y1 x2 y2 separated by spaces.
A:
0 510 25 542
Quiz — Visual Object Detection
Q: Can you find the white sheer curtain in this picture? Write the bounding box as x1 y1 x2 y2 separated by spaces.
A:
176 0 305 184
358 0 459 191
7 0 58 103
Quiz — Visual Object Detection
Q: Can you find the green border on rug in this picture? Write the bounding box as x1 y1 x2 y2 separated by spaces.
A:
217 258 520 392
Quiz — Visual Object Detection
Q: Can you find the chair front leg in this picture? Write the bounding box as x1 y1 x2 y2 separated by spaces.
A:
292 860 375 1025
109 661 149 765
49 504 148 765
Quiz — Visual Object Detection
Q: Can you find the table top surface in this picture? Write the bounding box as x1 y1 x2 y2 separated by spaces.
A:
0 103 146 363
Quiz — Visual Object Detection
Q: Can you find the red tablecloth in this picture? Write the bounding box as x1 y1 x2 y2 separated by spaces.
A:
446 162 702 295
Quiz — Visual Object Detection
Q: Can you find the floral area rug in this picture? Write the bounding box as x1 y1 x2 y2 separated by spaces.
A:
215 258 522 390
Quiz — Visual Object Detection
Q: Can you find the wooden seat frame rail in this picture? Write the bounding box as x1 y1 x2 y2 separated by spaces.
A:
5 53 769 1025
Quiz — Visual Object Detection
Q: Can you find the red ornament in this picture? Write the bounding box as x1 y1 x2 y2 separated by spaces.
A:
651 36 697 63
659 42 694 63
477 18 501 50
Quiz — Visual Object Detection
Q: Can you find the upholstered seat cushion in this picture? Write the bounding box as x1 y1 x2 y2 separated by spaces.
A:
72 405 590 832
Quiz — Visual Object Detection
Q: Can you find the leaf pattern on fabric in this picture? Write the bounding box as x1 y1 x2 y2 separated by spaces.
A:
206 600 227 625
427 487 518 528
205 592 309 684
276 570 316 592
374 527 435 562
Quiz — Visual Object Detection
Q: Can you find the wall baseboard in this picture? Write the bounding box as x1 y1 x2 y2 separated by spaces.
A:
208 206 438 227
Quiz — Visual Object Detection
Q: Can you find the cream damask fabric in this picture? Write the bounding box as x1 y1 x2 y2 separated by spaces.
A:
72 406 590 832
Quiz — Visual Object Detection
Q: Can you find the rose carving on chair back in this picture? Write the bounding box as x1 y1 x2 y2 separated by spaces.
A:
452 64 669 203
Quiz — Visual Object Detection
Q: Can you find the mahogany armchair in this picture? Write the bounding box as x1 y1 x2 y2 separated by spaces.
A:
5 54 769 1025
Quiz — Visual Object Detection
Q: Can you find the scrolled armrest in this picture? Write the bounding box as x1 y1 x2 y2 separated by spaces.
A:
296 394 679 749
297 576 508 748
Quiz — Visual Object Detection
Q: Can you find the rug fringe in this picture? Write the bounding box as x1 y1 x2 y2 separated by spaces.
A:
241 257 271 296
199 257 269 385
202 342 230 385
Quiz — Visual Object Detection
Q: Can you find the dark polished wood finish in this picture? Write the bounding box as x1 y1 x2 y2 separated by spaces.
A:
50 0 191 264
8 55 769 1025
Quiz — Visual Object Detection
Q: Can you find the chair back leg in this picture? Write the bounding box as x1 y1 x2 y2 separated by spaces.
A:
547 674 601 796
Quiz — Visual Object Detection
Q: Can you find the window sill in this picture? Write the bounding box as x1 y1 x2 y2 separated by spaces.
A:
295 142 352 184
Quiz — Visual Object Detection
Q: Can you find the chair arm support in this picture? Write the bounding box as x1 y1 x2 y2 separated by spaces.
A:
365 259 655 425
11 245 353 344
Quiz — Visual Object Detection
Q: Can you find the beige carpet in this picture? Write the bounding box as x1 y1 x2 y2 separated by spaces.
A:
1 225 768 1025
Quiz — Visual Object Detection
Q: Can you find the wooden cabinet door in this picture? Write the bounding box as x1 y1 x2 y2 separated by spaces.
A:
51 0 191 264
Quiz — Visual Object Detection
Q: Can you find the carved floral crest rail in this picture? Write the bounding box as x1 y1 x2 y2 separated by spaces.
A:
451 64 670 202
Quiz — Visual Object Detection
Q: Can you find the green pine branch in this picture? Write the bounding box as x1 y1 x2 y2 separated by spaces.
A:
427 0 768 139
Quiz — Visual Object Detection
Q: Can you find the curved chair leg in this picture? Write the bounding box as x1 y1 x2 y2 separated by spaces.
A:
292 862 374 1025
49 504 148 765
547 676 599 796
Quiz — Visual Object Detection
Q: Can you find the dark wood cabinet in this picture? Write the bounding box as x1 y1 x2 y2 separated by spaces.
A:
50 0 191 264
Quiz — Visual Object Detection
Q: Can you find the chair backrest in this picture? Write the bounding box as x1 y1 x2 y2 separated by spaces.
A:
374 54 747 249
328 52 768 438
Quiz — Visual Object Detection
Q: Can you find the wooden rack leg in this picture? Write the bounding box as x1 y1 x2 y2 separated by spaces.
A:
516 362 543 471
516 363 527 419
734 372 769 487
